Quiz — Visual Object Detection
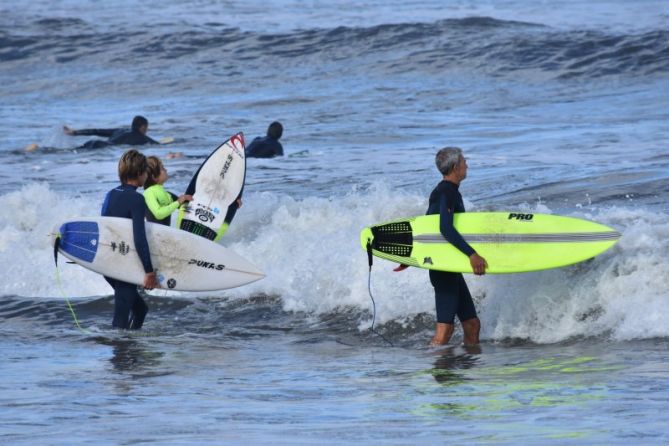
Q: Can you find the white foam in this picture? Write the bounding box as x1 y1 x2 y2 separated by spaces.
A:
0 183 110 297
1 182 667 342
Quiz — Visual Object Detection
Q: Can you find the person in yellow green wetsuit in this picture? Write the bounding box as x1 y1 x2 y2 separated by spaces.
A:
143 156 193 226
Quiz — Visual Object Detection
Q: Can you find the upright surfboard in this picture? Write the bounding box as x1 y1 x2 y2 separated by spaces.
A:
176 133 246 241
360 212 621 274
53 217 264 291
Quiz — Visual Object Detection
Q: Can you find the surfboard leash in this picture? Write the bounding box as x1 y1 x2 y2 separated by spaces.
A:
53 234 88 333
366 240 393 347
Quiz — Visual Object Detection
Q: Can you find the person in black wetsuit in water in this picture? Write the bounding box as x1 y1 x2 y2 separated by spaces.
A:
101 149 159 329
64 115 160 149
246 121 284 158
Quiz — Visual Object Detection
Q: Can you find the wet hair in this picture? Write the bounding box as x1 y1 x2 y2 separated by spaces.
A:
267 121 283 140
118 149 148 183
131 115 149 132
435 147 463 175
144 156 163 189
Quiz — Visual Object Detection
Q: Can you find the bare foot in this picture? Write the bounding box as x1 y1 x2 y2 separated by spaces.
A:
24 143 39 152
63 125 75 135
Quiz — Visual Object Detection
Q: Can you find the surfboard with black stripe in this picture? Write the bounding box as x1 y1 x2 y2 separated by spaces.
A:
176 133 246 241
360 212 621 273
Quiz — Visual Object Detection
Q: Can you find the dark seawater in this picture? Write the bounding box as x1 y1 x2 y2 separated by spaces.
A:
1 0 668 443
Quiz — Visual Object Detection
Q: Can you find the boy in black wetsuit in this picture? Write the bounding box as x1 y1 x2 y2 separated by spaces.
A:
101 149 159 329
426 147 487 346
64 115 159 149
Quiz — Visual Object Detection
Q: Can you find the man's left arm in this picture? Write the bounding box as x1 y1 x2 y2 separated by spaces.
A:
439 193 487 275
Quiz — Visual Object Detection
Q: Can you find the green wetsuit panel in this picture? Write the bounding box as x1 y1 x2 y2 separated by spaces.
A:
144 184 180 225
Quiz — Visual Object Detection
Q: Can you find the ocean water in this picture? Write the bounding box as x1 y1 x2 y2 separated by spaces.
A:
1 0 669 444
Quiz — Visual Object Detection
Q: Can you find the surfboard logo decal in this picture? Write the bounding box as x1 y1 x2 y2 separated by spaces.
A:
110 241 130 255
188 259 226 270
219 154 234 179
195 207 216 223
229 134 245 158
508 213 534 221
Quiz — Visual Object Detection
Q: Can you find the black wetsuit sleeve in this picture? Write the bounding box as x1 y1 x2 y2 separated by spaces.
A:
439 192 476 257
130 196 153 273
72 128 118 137
223 189 243 224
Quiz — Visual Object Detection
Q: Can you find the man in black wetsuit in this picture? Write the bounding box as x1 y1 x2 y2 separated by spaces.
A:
64 115 159 149
101 149 159 329
426 147 487 346
246 121 284 158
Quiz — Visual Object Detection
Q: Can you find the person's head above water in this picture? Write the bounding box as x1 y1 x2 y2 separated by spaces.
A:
118 149 148 184
266 121 283 140
131 115 149 134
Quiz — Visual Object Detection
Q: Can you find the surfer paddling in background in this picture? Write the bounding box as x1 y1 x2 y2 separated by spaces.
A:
144 156 193 226
422 147 487 346
63 115 170 149
101 149 159 329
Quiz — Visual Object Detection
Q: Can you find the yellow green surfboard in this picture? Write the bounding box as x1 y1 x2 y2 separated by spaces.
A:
360 212 621 274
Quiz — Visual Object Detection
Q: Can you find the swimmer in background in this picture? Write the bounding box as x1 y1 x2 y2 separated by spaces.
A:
63 115 172 149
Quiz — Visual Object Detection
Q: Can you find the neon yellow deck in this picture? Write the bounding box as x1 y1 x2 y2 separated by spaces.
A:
360 212 620 274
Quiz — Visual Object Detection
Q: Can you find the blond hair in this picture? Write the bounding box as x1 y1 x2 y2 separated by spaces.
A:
118 149 148 183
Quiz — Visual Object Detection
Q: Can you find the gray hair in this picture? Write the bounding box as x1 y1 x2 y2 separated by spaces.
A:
435 147 463 175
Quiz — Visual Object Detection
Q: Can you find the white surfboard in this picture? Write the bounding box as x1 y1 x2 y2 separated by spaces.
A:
53 217 264 291
176 133 246 241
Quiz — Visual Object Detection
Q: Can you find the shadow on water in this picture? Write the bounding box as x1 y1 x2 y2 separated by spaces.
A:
88 336 169 377
429 344 482 386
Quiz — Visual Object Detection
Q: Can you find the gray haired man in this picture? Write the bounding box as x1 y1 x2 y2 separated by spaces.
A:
425 147 487 345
